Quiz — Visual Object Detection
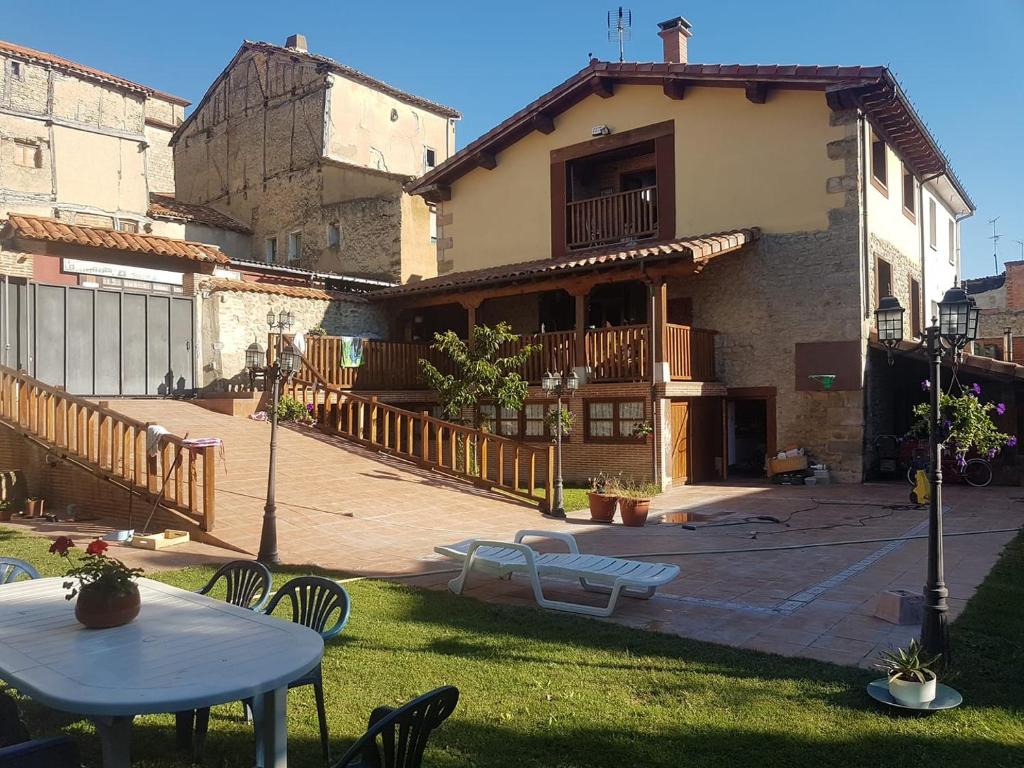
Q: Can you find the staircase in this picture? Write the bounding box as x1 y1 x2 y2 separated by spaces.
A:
0 365 217 533
275 345 555 512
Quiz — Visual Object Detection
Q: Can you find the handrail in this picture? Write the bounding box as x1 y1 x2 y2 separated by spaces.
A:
665 324 716 381
585 324 648 382
0 365 217 531
566 185 658 250
279 348 554 512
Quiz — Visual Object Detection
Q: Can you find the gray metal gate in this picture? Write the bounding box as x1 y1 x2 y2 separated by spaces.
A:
0 281 194 397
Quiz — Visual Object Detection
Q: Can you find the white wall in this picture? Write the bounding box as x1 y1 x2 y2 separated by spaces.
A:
922 183 960 317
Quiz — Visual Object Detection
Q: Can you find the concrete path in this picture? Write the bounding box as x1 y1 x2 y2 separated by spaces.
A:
9 398 1022 669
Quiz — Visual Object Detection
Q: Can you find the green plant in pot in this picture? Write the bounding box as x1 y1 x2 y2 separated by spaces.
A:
586 472 620 523
0 500 11 522
24 497 43 518
617 480 659 527
50 536 144 629
875 639 941 706
631 421 654 440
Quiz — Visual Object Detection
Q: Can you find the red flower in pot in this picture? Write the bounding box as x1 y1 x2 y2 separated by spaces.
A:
50 536 144 629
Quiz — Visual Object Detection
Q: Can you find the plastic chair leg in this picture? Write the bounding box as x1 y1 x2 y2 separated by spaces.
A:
314 679 330 764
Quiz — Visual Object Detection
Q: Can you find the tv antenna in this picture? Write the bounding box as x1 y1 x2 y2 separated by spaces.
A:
607 7 632 62
1015 240 1024 260
988 216 1001 273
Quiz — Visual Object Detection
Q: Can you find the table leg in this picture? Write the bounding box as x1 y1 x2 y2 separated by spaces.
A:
253 686 288 768
92 715 134 768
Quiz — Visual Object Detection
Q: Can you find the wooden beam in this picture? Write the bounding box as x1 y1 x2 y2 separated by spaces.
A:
419 183 451 203
475 152 497 170
653 280 668 364
590 77 614 99
744 82 768 104
662 80 686 100
573 291 587 365
533 113 555 134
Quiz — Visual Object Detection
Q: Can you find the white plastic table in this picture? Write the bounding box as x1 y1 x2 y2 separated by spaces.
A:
0 577 323 767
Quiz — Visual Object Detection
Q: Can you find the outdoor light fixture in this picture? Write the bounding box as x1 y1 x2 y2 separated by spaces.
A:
245 341 265 371
874 285 980 663
258 310 301 565
541 369 579 518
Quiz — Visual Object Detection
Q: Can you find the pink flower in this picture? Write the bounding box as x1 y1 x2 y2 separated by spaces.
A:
48 536 75 556
996 403 1007 416
85 539 109 557
1008 436 1018 449
970 382 982 396
920 380 931 391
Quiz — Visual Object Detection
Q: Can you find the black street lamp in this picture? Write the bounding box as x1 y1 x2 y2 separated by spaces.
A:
875 286 980 663
541 369 579 518
257 310 298 565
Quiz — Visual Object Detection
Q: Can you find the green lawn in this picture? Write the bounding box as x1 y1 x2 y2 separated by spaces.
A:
2 526 1022 767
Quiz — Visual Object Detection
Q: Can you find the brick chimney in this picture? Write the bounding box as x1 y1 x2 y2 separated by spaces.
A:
1006 261 1024 311
285 34 308 52
657 16 693 64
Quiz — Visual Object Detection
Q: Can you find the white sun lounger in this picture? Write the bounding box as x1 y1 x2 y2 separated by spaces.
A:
434 530 680 617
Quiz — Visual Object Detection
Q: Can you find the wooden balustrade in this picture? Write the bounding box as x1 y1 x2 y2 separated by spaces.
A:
0 366 216 531
585 325 649 382
284 356 554 511
500 330 576 383
665 325 716 381
566 186 658 250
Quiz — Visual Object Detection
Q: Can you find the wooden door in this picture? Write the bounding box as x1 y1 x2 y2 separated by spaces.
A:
670 401 690 483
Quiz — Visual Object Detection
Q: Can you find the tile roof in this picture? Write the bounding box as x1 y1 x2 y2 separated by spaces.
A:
201 277 361 302
408 60 971 211
964 273 1006 295
0 40 188 106
1 214 228 265
148 194 252 234
372 229 758 299
871 336 1024 382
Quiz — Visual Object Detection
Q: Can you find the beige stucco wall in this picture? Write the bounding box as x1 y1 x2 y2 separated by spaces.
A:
441 85 847 272
51 125 147 214
325 73 454 177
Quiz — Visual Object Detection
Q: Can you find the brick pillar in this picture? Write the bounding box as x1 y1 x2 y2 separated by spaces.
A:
1006 261 1024 311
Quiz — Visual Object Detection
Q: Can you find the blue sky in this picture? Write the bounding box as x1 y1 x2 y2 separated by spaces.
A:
14 1 1023 278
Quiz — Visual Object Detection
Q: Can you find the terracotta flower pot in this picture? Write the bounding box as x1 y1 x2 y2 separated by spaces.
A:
0 505 12 522
618 498 651 527
24 499 43 518
587 492 617 523
75 583 141 629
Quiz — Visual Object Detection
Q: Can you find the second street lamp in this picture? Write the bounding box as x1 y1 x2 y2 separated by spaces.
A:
541 369 579 518
874 286 979 663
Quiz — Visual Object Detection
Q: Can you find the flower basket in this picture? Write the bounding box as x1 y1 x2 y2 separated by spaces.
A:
50 536 143 629
75 582 141 629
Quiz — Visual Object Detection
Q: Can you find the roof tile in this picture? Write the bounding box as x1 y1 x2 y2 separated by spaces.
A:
148 194 252 234
202 277 360 302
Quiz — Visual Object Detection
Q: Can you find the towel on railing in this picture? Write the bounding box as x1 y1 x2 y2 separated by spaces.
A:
340 337 364 368
145 425 169 456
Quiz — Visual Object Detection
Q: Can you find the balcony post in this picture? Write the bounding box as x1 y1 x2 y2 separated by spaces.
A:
570 288 590 383
651 279 670 384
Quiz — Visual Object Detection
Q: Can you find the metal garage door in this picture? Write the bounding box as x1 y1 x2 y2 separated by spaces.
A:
0 281 194 397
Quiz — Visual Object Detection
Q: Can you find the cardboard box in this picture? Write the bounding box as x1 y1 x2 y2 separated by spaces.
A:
130 529 190 550
768 455 808 477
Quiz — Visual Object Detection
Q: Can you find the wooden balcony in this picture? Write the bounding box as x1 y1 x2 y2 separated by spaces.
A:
283 323 715 391
566 186 658 250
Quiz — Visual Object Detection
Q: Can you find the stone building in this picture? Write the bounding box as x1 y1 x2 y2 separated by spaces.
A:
170 35 460 284
966 263 1024 362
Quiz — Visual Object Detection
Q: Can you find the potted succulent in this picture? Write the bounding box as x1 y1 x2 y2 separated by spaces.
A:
24 497 44 518
586 473 619 523
50 536 144 629
617 480 659 527
875 639 941 707
0 500 11 522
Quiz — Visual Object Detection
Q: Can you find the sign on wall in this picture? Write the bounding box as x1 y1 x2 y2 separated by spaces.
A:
62 258 184 286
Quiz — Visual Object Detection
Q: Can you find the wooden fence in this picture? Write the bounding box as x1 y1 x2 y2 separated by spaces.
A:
0 366 217 531
665 325 716 381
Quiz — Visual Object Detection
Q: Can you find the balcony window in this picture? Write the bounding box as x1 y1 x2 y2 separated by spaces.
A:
871 132 887 191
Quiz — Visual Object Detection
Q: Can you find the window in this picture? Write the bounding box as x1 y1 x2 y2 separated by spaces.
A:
12 140 40 168
871 133 887 190
586 400 645 441
10 61 22 80
523 403 548 439
478 402 552 440
876 259 892 305
118 220 138 233
910 278 922 338
428 206 437 243
902 165 915 218
287 231 302 264
265 238 277 264
948 219 956 266
327 223 341 248
928 199 937 249
423 146 437 173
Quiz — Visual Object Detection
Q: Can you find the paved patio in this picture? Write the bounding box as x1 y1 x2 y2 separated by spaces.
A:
8 398 1022 668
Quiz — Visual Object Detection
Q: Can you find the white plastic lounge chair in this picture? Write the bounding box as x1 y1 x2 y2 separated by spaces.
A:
434 530 680 617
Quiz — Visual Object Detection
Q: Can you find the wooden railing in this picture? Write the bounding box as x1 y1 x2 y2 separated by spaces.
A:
283 358 555 512
0 366 217 531
666 325 716 381
586 325 649 382
566 186 658 250
501 330 577 382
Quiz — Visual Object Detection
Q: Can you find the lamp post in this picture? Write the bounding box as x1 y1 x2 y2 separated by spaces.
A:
875 287 980 662
257 310 298 565
541 369 579 518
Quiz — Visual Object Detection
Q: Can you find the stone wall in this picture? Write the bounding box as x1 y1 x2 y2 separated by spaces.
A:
145 123 176 194
869 232 919 325
196 281 388 391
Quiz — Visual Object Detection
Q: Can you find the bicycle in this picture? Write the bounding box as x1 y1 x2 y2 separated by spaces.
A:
904 453 993 488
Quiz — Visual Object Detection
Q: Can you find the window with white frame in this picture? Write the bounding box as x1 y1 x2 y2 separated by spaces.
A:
265 238 277 264
327 222 341 248
423 146 437 173
287 231 302 264
928 199 937 249
429 206 437 243
948 219 956 266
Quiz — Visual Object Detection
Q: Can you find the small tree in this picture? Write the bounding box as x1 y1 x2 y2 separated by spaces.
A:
419 322 539 425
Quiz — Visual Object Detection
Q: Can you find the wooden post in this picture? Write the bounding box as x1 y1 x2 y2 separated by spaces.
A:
573 290 587 369
202 446 216 532
420 411 430 463
369 396 378 445
479 437 488 481
653 279 668 366
98 415 110 471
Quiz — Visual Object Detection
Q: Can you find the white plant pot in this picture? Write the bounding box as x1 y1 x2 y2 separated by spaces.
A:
888 674 937 706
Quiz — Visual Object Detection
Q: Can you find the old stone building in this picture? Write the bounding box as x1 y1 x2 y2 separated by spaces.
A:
171 35 460 284
966 263 1024 362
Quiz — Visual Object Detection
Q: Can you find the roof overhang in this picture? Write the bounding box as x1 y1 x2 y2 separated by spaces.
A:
869 336 1024 383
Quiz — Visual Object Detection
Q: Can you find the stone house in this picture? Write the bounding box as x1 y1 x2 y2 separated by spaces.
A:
966 263 1024 363
301 16 982 487
170 34 460 285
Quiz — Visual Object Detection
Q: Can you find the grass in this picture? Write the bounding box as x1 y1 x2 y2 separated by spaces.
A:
2 526 1023 767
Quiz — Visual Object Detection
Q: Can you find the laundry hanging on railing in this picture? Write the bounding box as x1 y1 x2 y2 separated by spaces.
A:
146 424 169 456
340 337 364 368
